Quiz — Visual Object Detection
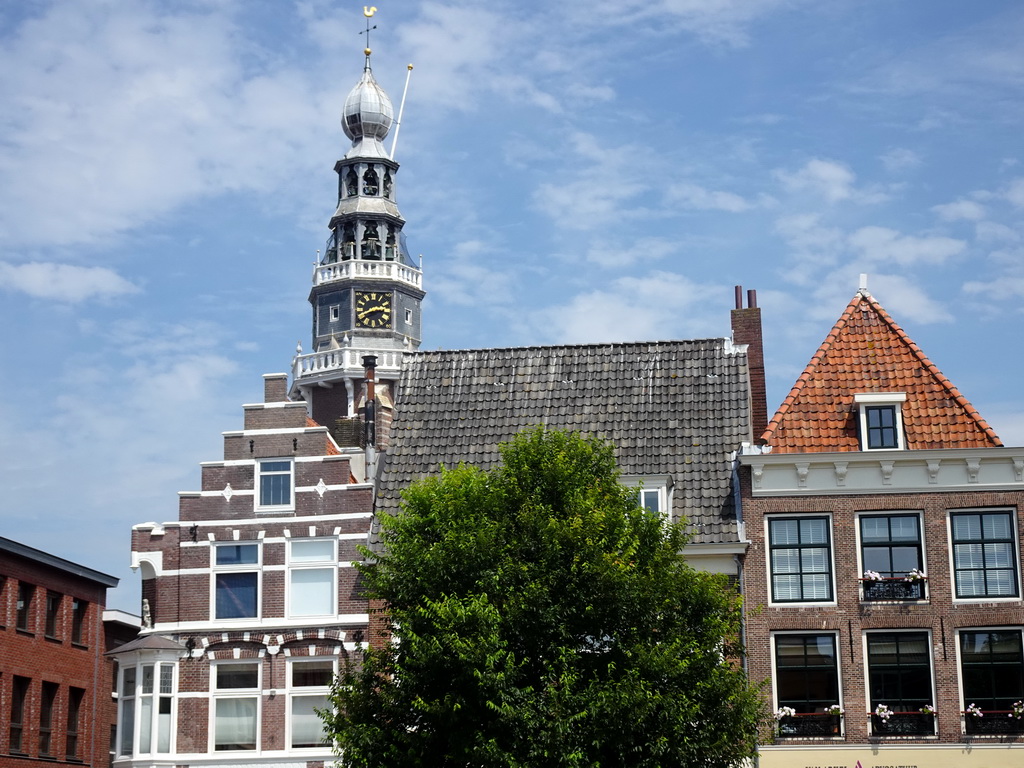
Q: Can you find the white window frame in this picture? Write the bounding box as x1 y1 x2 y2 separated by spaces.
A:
287 538 338 619
116 660 177 758
212 543 262 621
256 458 294 512
287 657 337 750
854 392 907 451
211 661 261 753
765 513 837 607
622 475 672 523
855 510 928 601
947 507 1021 603
770 630 844 735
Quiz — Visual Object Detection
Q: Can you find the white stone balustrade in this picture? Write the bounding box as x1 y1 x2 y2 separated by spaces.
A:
314 259 422 290
293 347 404 383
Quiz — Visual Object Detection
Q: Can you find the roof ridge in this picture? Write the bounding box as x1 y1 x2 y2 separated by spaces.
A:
760 292 861 442
860 292 1002 446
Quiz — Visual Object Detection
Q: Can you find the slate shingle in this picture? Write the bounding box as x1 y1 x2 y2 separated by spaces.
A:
374 339 751 546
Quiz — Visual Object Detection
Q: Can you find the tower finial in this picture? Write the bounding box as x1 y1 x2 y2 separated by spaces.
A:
361 6 378 65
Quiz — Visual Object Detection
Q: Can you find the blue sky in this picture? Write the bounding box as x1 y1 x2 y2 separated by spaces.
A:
1 0 1022 611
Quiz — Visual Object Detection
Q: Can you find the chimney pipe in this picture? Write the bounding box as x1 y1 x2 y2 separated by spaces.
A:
731 287 769 441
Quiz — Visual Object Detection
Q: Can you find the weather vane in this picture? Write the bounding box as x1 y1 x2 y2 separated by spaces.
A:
361 6 377 59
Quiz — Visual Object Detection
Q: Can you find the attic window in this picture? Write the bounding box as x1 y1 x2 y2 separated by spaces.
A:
623 475 672 522
854 393 907 451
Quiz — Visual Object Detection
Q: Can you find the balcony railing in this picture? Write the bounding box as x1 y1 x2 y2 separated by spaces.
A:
964 712 1024 735
871 712 936 736
313 258 422 290
777 713 843 738
861 578 926 601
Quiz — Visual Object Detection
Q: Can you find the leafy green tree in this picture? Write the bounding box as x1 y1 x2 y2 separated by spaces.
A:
326 427 764 767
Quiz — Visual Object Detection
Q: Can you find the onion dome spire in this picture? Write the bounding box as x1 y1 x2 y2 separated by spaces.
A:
341 7 393 159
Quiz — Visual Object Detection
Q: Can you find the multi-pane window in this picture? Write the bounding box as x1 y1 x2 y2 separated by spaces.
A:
769 517 833 602
45 591 61 638
66 687 84 760
119 667 136 756
288 539 337 618
867 632 933 712
289 659 335 749
139 664 174 754
258 459 293 509
861 515 922 577
951 510 1019 598
775 634 840 713
71 598 87 644
214 543 260 620
865 405 898 449
960 630 1024 713
39 681 58 756
10 675 30 754
213 663 259 751
16 582 33 631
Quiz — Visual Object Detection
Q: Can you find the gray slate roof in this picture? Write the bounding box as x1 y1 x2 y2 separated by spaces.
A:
375 340 751 545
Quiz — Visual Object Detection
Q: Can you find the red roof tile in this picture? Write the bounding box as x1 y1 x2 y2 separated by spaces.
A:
306 416 342 456
762 291 1001 453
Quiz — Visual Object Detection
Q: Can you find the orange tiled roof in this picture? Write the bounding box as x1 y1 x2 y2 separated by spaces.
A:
762 291 1001 453
306 416 342 455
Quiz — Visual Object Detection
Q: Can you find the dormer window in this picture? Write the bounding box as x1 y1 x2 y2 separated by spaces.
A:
854 393 907 450
623 475 672 522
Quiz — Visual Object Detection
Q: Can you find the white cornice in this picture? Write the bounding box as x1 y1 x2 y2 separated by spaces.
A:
739 447 1024 496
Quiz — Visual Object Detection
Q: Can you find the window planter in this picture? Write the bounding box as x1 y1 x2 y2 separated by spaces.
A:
861 578 925 601
964 712 1024 735
871 712 935 736
777 713 843 738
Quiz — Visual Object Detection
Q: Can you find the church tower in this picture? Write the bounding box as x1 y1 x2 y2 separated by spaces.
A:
291 28 423 434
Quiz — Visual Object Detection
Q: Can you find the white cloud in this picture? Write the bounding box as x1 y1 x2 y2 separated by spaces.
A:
531 272 722 344
0 262 139 302
1006 178 1024 208
776 158 857 203
585 237 678 268
665 182 756 212
975 221 1021 243
932 199 987 221
964 276 1024 301
429 239 518 308
880 147 922 172
865 273 953 324
847 226 965 267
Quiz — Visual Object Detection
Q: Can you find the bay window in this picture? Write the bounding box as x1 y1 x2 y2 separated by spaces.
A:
117 662 175 757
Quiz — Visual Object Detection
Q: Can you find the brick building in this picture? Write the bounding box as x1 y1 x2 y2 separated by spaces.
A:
0 536 120 768
739 288 1024 767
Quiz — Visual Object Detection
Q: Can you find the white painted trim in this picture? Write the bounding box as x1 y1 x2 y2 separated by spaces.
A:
946 507 1022 603
150 615 369 634
765 512 837 607
769 630 845 735
854 392 907 404
139 511 372 529
860 628 937 735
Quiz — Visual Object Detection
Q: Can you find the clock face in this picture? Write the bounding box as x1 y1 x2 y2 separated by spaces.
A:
355 291 392 329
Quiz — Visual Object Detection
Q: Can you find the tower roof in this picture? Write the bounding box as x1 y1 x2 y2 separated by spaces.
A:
762 290 1001 452
341 65 394 159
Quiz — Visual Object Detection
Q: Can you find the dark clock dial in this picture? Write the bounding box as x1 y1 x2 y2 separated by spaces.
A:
355 291 392 329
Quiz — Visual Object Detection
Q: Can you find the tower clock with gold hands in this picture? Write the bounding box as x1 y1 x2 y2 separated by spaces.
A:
354 291 393 328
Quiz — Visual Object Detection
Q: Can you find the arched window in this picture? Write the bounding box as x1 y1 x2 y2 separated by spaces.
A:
341 224 356 260
361 222 381 260
362 168 379 196
383 170 393 198
345 169 358 197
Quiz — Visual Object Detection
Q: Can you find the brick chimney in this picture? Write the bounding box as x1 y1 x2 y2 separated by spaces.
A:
263 373 289 404
731 287 769 441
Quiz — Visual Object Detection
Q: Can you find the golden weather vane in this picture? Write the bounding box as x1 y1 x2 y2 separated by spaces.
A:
360 6 378 57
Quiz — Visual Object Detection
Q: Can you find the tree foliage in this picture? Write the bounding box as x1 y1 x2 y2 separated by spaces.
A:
326 427 765 767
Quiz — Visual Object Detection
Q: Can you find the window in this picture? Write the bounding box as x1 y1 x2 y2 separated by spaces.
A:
860 514 925 599
10 675 29 754
71 598 87 644
855 393 906 450
39 681 58 756
404 308 412 325
951 510 1019 598
288 539 336 618
213 543 260 620
119 668 136 756
774 634 842 736
624 477 671 522
289 659 335 749
16 582 33 632
66 687 84 760
330 305 340 322
258 459 292 509
45 592 61 638
867 632 934 734
960 630 1024 720
139 664 174 754
213 663 259 751
769 517 833 602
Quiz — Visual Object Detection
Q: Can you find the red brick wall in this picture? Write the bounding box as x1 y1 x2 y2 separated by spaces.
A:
0 554 113 767
740 467 1024 745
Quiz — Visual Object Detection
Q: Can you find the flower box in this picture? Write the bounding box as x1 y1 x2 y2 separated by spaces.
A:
964 711 1024 735
861 578 925 601
871 711 935 736
777 713 843 738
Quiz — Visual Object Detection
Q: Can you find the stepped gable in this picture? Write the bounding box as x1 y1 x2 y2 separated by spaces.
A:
763 290 1002 453
376 339 751 545
306 416 342 455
